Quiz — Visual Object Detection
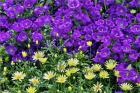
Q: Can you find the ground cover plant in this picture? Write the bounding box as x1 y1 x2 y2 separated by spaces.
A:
0 0 140 93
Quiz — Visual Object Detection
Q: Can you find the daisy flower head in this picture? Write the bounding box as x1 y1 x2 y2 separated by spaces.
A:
67 58 79 67
38 57 47 64
87 41 92 47
29 77 39 86
92 82 103 93
12 71 26 81
56 75 67 84
99 70 109 79
66 67 79 76
69 67 79 74
32 51 45 61
120 83 133 91
26 86 37 93
57 61 67 72
91 64 102 72
84 72 96 80
43 71 56 80
105 59 117 70
84 67 94 73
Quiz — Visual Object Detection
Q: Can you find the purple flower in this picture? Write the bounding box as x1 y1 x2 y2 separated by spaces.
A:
15 5 24 15
67 0 80 9
130 25 140 35
95 19 105 26
34 7 46 17
111 28 124 39
16 32 28 42
115 18 129 29
98 48 111 59
24 0 37 8
5 0 14 4
12 53 22 62
136 75 140 84
112 43 122 53
134 36 140 48
11 22 22 32
32 32 43 43
0 32 11 43
5 7 16 19
129 0 140 8
128 51 139 62
93 54 105 64
121 44 132 53
6 45 17 56
136 13 140 22
114 91 123 93
20 19 32 29
99 0 114 5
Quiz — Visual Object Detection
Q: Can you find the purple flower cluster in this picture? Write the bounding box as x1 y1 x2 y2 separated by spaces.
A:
0 0 140 88
49 0 140 86
0 0 52 62
115 63 138 83
50 0 140 64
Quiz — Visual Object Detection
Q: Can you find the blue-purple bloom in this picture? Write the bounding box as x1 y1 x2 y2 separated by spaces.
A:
16 32 28 42
6 45 17 56
32 32 43 43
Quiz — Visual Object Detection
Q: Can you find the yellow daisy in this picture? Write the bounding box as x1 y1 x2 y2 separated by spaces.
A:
83 67 94 73
84 72 96 80
56 75 67 83
57 62 67 72
92 82 103 93
26 86 37 93
91 64 102 72
67 58 79 67
99 70 109 79
38 58 47 64
29 77 39 86
32 51 45 61
22 51 27 58
87 41 92 47
66 67 79 76
43 71 56 80
105 59 117 70
120 83 133 91
12 71 26 81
